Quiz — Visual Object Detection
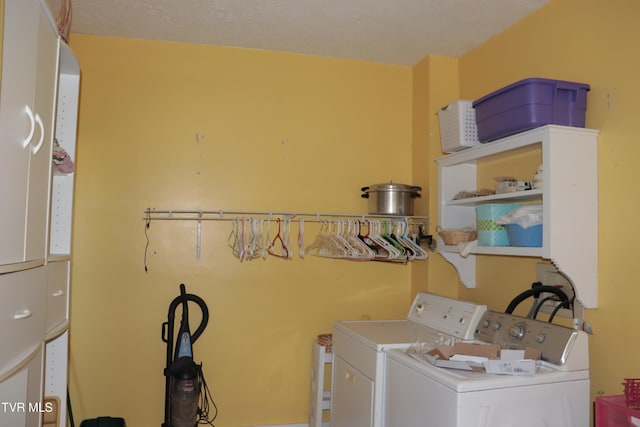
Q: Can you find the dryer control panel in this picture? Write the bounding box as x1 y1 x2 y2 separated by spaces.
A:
407 292 487 340
475 311 578 366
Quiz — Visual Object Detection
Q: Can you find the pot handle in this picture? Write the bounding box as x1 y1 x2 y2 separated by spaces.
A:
361 186 370 198
411 186 422 198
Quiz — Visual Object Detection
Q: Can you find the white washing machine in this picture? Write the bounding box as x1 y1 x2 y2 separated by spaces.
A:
385 310 590 427
330 292 487 427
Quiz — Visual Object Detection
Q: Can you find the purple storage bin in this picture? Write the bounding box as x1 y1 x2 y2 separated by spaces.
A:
472 78 590 142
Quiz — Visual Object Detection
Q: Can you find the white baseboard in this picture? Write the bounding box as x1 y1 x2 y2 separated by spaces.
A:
252 425 307 427
249 423 330 427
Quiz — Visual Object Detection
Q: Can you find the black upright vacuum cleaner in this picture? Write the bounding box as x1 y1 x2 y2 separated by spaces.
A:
162 284 216 427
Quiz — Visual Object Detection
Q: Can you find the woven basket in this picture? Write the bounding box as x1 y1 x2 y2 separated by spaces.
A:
317 334 332 352
437 226 478 245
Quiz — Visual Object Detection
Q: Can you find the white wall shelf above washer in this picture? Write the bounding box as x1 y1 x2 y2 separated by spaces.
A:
435 125 599 308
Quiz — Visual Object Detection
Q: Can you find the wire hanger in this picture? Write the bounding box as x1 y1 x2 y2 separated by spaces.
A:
267 218 291 259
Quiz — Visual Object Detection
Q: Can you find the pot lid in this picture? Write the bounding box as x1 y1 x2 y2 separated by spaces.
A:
361 182 422 192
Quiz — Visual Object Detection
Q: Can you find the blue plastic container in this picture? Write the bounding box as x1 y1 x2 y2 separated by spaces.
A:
505 224 543 247
472 78 590 142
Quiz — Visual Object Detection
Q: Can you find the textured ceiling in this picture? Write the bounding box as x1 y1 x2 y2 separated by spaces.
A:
70 0 549 66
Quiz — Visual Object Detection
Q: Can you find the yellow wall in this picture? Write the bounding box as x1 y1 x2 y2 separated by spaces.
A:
454 0 640 402
68 0 640 424
411 55 462 299
68 35 417 426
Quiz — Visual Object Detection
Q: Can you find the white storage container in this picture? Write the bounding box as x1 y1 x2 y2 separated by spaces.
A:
437 100 481 153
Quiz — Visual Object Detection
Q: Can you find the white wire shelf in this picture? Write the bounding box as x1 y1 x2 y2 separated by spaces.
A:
143 208 430 224
141 208 432 267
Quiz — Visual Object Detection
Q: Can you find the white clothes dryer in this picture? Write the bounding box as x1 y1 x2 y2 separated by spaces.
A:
385 310 590 427
330 292 487 427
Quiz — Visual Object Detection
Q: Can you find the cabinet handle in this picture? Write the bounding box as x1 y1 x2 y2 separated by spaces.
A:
32 113 45 154
13 309 32 320
345 370 356 383
52 290 65 297
22 105 36 148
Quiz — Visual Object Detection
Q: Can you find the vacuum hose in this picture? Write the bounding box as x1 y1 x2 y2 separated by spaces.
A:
505 283 570 317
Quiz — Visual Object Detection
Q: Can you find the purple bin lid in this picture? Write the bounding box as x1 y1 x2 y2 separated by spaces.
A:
472 78 590 108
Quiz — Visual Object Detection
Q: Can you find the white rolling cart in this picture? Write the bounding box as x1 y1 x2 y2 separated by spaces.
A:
310 339 333 427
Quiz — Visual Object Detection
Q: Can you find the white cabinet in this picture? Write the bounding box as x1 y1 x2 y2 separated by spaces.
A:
0 0 59 269
436 125 599 308
0 1 79 426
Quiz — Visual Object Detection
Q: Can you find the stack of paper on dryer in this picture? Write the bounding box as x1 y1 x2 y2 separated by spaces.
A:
408 342 542 376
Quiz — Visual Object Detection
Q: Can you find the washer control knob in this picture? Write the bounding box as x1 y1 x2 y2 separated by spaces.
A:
536 333 546 344
509 323 526 340
492 322 501 331
483 319 491 328
459 317 466 324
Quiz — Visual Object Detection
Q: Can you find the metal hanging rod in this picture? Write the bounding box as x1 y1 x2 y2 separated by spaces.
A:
143 208 429 224
142 208 434 268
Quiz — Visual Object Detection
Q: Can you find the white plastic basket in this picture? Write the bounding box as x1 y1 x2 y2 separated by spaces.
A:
437 100 481 153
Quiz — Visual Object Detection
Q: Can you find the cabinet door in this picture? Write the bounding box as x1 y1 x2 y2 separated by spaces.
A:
0 0 39 266
25 4 59 263
0 0 59 267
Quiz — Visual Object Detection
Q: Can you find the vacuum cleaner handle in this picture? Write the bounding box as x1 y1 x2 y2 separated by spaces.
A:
187 293 208 343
